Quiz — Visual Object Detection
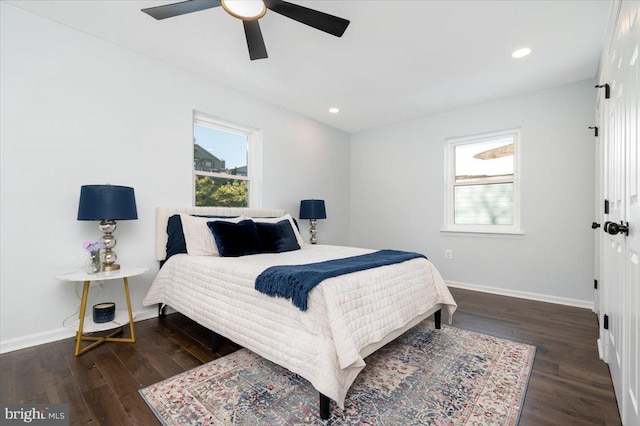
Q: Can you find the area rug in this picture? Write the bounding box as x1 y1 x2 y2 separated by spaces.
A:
140 321 535 425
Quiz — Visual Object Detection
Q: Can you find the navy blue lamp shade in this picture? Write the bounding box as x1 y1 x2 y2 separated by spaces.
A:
299 199 327 220
77 185 138 221
299 199 326 244
77 184 137 271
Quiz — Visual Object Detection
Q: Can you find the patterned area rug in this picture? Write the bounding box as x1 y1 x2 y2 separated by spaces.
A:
140 321 535 425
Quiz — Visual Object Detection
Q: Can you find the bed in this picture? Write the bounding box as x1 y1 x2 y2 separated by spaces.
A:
143 206 457 419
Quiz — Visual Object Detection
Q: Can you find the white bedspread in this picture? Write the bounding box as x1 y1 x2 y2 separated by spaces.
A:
142 244 457 407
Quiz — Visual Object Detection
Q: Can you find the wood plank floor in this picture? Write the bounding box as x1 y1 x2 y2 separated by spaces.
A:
0 288 622 425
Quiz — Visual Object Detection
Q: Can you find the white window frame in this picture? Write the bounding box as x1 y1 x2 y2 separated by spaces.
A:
443 128 522 236
193 111 262 208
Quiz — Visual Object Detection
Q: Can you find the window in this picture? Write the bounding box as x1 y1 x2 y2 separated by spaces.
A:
444 128 521 234
193 112 261 207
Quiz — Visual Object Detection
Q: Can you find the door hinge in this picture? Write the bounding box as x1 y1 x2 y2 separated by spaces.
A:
604 314 609 330
594 279 598 289
604 199 609 214
595 83 611 99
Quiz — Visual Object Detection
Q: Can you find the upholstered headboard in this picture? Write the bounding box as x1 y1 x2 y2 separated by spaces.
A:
156 206 286 261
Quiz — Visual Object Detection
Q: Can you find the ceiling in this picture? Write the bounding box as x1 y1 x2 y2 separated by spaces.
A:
6 0 612 133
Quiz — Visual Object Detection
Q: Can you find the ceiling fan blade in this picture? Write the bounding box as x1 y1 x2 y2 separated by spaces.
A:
141 0 221 20
243 20 268 60
264 0 349 37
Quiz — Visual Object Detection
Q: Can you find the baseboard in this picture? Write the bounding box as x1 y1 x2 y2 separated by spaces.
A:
597 338 605 360
446 280 594 310
0 308 158 354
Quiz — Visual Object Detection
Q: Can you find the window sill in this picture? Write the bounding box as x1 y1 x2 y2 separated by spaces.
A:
440 228 525 238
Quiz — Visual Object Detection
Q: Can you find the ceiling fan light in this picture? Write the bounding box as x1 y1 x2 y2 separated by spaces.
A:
221 0 266 20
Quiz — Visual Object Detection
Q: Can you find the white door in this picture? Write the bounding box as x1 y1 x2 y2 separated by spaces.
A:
621 1 639 422
599 2 640 425
603 79 625 414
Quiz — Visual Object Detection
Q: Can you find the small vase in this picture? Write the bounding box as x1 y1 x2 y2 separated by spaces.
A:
86 253 102 274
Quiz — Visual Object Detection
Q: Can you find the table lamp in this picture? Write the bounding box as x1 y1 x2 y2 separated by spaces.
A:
299 199 326 244
77 184 138 271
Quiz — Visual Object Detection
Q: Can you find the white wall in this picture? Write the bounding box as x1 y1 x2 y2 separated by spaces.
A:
0 1 599 352
350 79 596 305
0 3 350 351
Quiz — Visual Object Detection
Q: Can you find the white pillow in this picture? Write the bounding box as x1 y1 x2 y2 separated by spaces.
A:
252 214 305 247
180 214 248 256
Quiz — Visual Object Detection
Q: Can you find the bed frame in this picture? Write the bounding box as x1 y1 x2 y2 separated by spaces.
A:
155 206 442 419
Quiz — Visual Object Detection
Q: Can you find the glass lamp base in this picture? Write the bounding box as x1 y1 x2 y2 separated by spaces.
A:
309 219 318 245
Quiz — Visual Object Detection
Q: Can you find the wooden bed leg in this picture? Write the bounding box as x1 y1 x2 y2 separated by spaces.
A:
319 393 330 419
434 309 442 329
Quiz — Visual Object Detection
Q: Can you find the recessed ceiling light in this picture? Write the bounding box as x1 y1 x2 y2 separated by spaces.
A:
512 47 532 58
329 107 340 114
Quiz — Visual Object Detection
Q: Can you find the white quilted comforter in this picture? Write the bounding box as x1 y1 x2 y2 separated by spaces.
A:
142 244 457 407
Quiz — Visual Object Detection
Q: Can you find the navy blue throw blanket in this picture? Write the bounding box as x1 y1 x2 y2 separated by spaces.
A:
255 249 426 311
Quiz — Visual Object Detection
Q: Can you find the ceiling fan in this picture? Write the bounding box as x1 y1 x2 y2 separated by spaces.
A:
141 0 350 60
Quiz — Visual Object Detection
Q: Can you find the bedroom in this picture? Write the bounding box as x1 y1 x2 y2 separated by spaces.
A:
0 0 637 424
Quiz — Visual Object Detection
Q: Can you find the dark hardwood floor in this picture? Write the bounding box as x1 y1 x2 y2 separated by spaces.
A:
0 288 622 425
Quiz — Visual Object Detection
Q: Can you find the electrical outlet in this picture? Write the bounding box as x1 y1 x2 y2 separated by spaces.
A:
444 249 453 259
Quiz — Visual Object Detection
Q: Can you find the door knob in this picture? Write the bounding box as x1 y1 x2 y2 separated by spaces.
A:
592 222 601 229
606 221 629 236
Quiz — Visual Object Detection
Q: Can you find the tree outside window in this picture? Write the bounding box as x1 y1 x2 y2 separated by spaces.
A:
193 113 260 207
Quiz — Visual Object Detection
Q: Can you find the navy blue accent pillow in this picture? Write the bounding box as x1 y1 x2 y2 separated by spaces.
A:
208 219 264 257
165 214 187 261
256 220 301 253
165 214 238 262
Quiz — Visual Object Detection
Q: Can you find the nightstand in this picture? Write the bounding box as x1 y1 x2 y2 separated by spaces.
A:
56 265 149 356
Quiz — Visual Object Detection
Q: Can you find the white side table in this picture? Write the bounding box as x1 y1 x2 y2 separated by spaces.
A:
56 265 149 356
